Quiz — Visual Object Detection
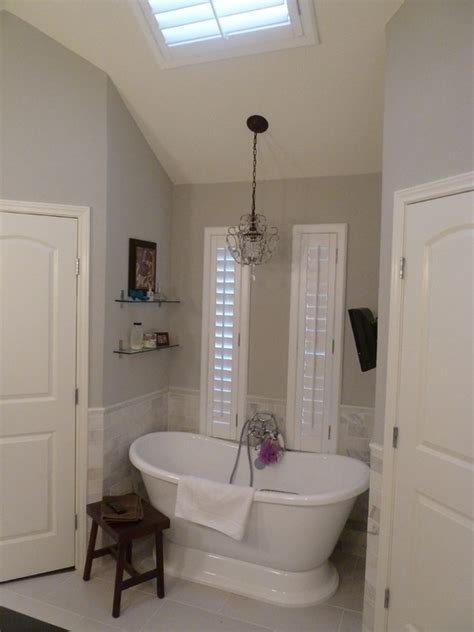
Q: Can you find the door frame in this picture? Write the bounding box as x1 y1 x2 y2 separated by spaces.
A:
0 198 90 573
374 171 474 630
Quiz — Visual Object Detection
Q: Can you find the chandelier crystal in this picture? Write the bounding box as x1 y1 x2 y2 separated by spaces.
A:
227 115 279 270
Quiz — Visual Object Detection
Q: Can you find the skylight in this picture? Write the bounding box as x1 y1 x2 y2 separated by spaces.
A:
137 0 318 68
149 1 291 47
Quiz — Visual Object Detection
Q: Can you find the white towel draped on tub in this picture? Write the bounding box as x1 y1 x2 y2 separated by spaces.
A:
175 475 255 541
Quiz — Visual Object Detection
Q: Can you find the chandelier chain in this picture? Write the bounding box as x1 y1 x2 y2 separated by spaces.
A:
251 132 257 218
226 114 279 270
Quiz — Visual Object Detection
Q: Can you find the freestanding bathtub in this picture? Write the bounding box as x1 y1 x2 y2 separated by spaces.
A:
130 431 369 607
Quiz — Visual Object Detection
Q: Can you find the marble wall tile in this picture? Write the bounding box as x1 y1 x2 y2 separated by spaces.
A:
168 387 200 433
87 410 104 504
362 443 383 632
167 388 375 465
338 405 375 464
87 389 168 502
102 389 168 495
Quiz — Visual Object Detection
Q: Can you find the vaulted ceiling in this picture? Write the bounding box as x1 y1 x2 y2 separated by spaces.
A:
4 0 404 184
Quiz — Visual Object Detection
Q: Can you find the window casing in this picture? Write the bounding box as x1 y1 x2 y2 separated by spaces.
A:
135 0 319 68
200 228 250 440
286 224 347 453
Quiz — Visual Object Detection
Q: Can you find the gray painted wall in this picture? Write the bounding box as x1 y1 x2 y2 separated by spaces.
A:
170 174 381 407
104 81 173 406
1 12 173 408
374 0 474 443
1 11 108 407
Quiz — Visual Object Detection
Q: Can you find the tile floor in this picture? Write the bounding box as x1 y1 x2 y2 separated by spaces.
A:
0 551 365 632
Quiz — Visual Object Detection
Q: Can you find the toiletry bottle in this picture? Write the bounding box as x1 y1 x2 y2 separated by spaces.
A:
130 322 144 350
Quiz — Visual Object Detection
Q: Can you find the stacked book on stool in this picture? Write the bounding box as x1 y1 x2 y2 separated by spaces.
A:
101 494 144 523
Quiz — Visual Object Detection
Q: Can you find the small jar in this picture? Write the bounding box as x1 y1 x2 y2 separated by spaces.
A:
143 331 157 349
130 322 144 350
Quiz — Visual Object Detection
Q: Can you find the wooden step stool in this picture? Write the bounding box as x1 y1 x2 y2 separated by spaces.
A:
83 499 170 618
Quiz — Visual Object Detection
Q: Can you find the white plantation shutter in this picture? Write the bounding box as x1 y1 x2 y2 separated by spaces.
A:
286 225 347 453
149 0 294 47
201 229 250 440
137 0 318 69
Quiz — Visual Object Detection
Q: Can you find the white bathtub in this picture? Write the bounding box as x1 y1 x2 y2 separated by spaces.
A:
130 431 369 607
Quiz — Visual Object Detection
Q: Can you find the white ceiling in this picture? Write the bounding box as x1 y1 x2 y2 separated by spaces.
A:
4 0 404 184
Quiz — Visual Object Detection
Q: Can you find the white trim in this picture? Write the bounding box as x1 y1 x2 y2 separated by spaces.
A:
199 227 216 436
341 403 375 413
248 394 286 407
200 227 250 440
374 171 474 631
169 386 199 397
285 224 347 453
237 266 251 437
89 386 168 416
0 198 90 574
171 386 288 409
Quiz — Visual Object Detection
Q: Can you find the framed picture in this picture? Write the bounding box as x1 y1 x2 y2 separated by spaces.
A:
155 332 170 347
128 238 157 293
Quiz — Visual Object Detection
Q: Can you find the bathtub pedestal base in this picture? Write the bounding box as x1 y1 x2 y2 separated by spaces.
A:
164 541 339 608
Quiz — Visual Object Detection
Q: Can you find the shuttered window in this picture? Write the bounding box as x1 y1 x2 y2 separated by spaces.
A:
200 229 250 440
286 225 347 453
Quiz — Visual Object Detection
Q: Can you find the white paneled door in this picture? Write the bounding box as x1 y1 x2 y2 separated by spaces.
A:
387 191 473 631
0 211 77 581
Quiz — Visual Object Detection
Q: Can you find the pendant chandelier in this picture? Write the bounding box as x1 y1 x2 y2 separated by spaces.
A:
227 115 279 270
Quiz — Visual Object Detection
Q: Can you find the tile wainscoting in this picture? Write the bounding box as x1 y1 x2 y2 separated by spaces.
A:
87 388 168 502
362 442 383 632
168 387 374 463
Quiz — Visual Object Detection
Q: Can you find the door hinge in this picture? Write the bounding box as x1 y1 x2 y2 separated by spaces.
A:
335 248 338 264
75 388 79 405
75 258 80 276
238 333 241 347
328 426 331 440
75 514 78 530
399 257 406 279
235 414 238 427
392 426 399 448
332 339 335 354
384 588 390 609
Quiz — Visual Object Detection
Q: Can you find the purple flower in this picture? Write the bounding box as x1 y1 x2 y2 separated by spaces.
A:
258 439 281 466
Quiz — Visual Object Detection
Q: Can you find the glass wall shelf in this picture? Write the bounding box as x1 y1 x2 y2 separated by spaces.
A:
114 344 179 355
115 299 180 305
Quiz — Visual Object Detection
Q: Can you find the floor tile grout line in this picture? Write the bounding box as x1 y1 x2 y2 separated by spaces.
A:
136 598 167 632
39 570 79 602
336 609 344 632
214 592 232 614
3 558 365 629
327 603 363 615
341 605 364 614
0 586 86 623
162 597 272 630
34 572 164 629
